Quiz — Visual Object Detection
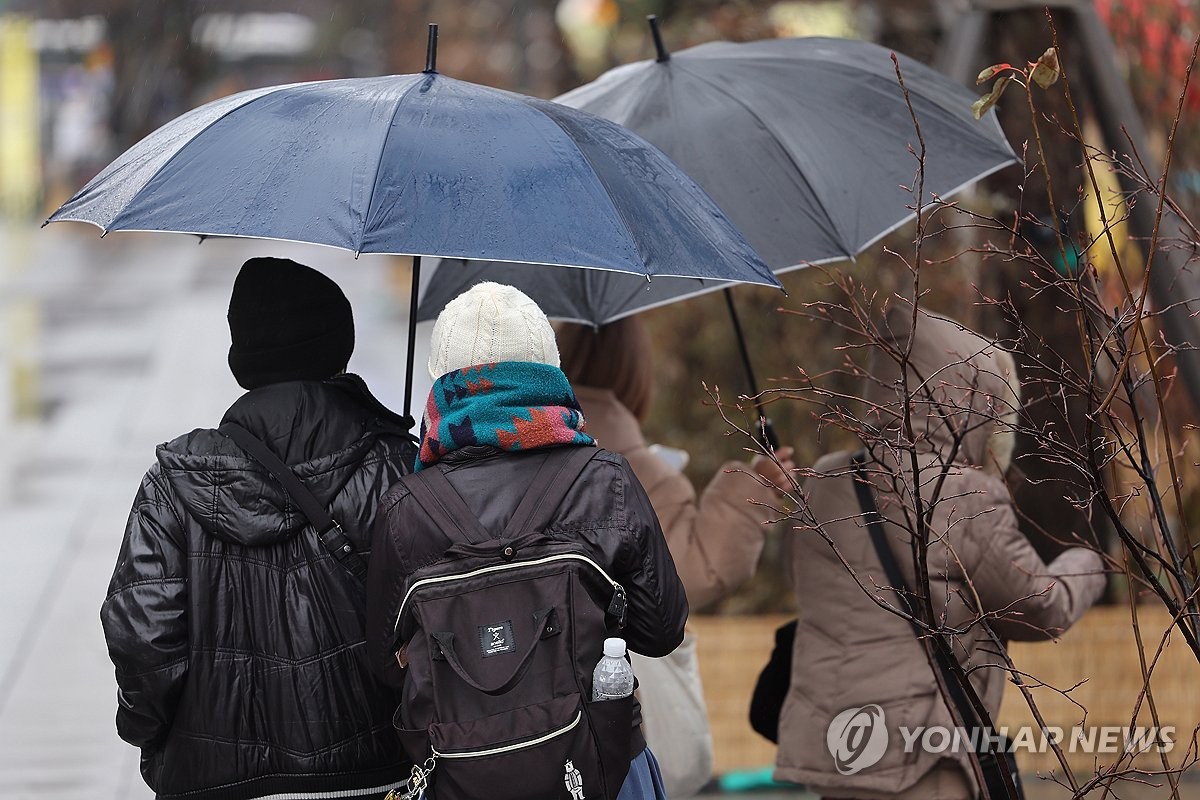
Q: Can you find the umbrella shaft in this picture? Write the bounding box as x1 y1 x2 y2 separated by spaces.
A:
405 255 422 416
723 289 760 398
722 289 779 450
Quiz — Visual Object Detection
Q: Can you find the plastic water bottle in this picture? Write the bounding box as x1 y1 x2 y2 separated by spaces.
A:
592 637 635 701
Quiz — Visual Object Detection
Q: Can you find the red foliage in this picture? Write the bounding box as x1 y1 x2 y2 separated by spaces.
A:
1096 0 1198 119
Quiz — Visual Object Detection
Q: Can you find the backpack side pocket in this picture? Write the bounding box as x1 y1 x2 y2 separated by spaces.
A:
583 693 634 800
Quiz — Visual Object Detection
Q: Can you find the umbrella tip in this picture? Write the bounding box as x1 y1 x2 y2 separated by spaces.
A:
424 23 439 73
647 15 670 63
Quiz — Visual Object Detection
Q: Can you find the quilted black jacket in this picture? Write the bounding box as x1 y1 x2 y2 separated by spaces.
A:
100 375 417 800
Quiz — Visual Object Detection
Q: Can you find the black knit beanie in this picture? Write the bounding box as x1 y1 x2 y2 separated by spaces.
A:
227 257 355 390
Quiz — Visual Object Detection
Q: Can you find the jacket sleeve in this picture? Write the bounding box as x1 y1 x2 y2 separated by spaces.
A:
961 488 1106 641
99 467 189 751
638 453 777 611
365 488 409 689
615 458 689 657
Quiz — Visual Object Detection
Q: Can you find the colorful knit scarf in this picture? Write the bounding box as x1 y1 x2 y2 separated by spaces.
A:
416 362 595 471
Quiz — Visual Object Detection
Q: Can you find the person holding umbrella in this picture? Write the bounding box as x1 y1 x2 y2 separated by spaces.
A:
558 317 795 611
100 257 417 800
556 317 795 797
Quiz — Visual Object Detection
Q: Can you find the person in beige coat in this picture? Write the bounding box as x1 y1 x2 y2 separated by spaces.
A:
557 317 794 610
776 308 1105 800
558 317 795 797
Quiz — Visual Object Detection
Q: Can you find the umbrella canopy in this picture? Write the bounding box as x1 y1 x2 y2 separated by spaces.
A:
420 34 1018 327
420 259 729 327
46 24 785 413
46 72 777 287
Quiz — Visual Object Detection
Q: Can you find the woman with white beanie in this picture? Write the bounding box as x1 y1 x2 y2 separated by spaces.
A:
367 282 688 800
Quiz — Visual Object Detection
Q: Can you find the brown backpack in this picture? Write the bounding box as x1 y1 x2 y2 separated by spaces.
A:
390 446 634 800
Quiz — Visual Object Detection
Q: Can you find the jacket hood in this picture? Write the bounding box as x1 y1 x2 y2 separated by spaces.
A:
865 307 1019 469
156 376 412 546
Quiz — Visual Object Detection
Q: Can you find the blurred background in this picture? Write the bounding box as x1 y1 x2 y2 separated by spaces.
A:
1 1 1198 797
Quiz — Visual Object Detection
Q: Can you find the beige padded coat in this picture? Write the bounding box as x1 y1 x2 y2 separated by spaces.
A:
574 385 779 610
775 310 1105 798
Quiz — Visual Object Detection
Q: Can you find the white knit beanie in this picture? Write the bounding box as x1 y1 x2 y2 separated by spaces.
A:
428 282 561 378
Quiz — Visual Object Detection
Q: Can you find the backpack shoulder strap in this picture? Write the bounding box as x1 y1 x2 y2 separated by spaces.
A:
404 466 495 545
218 423 366 582
403 446 598 547
501 446 599 539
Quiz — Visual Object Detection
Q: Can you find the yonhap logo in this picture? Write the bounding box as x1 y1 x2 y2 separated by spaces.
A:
827 705 889 775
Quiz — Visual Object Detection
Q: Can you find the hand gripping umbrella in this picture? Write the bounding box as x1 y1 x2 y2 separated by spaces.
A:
420 21 1019 443
44 25 779 415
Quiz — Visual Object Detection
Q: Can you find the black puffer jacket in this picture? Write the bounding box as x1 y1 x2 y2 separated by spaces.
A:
366 445 689 710
100 376 417 800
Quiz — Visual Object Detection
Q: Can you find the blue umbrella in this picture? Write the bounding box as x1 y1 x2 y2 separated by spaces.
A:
46 25 778 411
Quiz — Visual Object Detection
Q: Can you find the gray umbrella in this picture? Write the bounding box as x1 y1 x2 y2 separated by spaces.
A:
420 29 1019 435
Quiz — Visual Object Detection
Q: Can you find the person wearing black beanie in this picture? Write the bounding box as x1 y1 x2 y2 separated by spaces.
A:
227 256 356 389
101 256 417 800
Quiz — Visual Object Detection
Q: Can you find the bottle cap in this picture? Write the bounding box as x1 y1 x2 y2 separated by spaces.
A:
603 637 626 658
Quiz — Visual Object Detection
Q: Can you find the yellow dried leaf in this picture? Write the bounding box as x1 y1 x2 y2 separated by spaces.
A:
1030 47 1061 89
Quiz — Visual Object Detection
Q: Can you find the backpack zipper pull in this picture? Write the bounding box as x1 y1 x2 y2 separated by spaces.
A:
607 586 628 628
395 756 437 800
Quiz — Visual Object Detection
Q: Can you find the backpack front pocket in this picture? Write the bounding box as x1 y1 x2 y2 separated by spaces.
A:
418 693 618 800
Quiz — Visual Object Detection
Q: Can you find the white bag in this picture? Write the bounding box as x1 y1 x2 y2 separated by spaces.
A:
631 630 715 798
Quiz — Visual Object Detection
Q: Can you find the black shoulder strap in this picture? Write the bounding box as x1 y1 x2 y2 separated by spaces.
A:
219 423 367 582
851 451 976 710
501 446 598 539
403 446 599 547
851 451 1022 800
405 466 494 545
849 453 919 624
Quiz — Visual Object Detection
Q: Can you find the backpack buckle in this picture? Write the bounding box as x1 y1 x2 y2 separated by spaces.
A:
319 521 354 557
